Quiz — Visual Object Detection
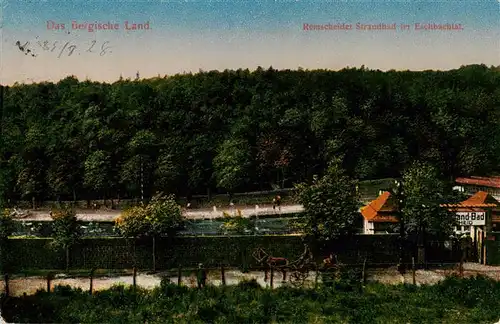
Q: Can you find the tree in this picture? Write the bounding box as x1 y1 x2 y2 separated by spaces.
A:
115 193 184 271
295 158 360 243
122 130 158 200
401 161 456 264
213 138 252 195
144 193 184 271
114 205 147 269
51 207 82 271
0 207 15 273
114 206 148 239
1 66 500 202
144 193 184 237
220 211 252 235
402 161 456 236
84 150 111 201
154 149 182 194
256 132 295 189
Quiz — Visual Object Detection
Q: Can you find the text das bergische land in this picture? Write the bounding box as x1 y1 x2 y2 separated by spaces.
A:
47 20 151 32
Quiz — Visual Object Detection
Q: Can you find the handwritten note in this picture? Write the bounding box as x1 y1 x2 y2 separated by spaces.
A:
15 38 112 58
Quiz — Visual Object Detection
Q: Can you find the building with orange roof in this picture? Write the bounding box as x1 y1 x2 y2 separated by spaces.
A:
362 190 500 264
441 191 500 228
454 176 500 199
441 191 500 264
360 191 399 234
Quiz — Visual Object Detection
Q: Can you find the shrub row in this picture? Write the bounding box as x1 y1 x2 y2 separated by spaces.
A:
3 234 464 272
4 235 411 272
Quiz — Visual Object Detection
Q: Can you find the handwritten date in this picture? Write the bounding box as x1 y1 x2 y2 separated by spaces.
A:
15 39 112 58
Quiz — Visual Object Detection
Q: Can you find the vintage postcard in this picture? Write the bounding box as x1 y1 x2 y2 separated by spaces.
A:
1 0 500 323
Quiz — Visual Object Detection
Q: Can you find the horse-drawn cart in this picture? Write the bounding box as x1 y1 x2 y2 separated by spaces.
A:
252 244 318 287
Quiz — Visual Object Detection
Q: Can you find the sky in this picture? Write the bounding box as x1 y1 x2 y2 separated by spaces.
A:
1 0 499 85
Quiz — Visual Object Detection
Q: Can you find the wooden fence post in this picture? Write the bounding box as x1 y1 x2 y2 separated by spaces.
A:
3 274 9 297
47 273 52 293
177 266 182 286
314 265 319 289
459 258 464 277
221 265 226 286
412 257 416 286
270 267 274 289
362 258 367 286
152 236 156 273
133 267 137 290
89 269 94 295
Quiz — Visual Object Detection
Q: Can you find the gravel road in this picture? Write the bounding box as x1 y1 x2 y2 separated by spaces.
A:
3 263 500 297
369 262 500 285
0 269 317 297
15 204 305 222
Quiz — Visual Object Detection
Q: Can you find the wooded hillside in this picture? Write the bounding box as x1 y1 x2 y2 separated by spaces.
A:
0 65 499 202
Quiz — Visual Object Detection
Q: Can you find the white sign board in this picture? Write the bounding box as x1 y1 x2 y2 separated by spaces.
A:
455 212 486 226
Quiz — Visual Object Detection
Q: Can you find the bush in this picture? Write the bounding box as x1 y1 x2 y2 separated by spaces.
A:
158 279 188 296
237 278 261 290
53 284 81 296
114 193 184 239
321 266 362 291
0 208 15 272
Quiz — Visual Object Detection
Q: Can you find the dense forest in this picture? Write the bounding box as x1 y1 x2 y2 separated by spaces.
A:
0 65 499 203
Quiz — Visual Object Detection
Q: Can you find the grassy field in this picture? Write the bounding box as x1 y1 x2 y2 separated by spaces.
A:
2 274 499 323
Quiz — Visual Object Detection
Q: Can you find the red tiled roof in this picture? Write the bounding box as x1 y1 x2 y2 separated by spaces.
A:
361 191 398 223
364 191 500 223
440 191 500 210
456 177 500 189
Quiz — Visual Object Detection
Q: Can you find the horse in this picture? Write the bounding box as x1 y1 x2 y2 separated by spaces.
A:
252 247 288 282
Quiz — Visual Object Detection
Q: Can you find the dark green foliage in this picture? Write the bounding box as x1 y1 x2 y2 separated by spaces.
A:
0 208 15 272
50 207 82 248
321 266 362 291
6 235 410 271
295 158 361 241
213 138 252 194
0 209 15 239
7 238 66 270
3 276 500 323
114 193 184 239
237 278 261 290
50 207 82 270
1 66 499 203
486 235 500 265
402 161 457 237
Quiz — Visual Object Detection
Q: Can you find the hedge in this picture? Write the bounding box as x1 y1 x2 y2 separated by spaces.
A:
486 232 500 265
4 234 458 272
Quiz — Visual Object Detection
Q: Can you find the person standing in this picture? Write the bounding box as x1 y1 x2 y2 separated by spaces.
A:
276 195 282 212
197 263 207 288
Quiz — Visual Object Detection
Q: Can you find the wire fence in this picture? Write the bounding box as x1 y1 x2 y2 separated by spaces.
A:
2 259 499 298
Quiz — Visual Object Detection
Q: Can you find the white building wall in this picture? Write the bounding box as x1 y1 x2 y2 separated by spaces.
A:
364 219 374 234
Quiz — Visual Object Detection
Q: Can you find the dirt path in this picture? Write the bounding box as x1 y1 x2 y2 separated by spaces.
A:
15 204 305 222
2 263 500 297
369 263 500 285
0 269 318 297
